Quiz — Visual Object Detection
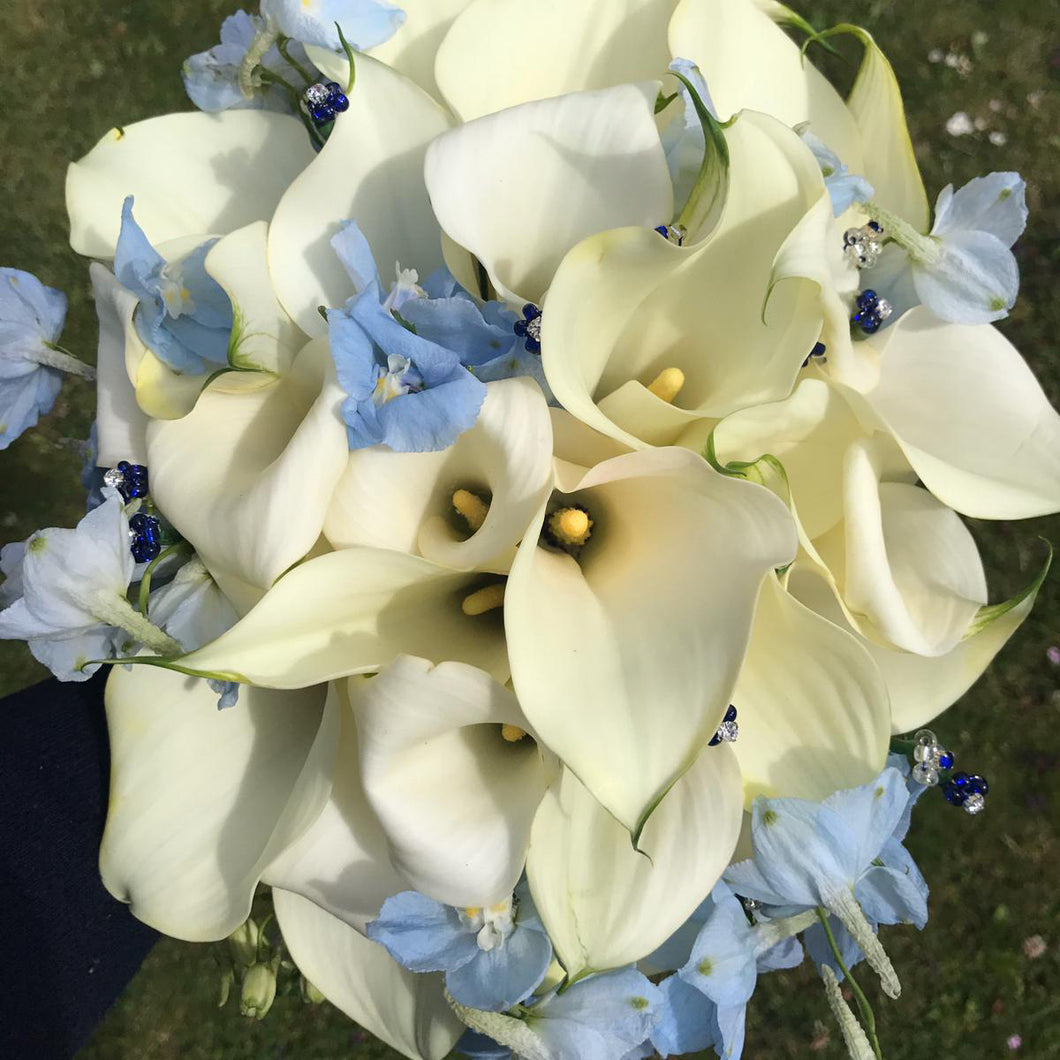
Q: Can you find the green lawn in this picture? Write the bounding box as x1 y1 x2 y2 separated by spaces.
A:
1 0 1058 1057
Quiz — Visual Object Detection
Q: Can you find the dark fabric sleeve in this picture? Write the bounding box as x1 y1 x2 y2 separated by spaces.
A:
0 673 157 1060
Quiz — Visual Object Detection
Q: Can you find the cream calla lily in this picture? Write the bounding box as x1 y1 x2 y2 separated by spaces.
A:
273 888 463 1060
526 747 742 977
267 54 451 336
853 308 1060 520
505 446 797 838
542 110 829 449
325 377 553 572
146 340 348 593
175 547 509 687
263 682 409 932
100 664 330 941
67 111 314 258
435 0 678 122
352 656 553 907
424 82 673 306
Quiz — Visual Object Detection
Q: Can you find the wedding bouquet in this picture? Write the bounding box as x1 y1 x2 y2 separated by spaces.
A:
2 0 1057 1057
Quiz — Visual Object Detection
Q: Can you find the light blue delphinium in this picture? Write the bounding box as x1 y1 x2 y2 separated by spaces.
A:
113 198 233 376
650 882 809 1059
366 886 552 1012
327 222 487 452
797 126 874 216
0 490 180 680
723 767 919 1000
183 10 324 113
260 0 406 52
0 268 94 451
453 967 662 1060
868 171 1028 326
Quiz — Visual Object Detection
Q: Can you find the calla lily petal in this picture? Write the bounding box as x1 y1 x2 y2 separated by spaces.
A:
527 748 743 977
100 664 329 941
859 308 1060 519
273 888 463 1060
67 111 314 258
669 0 862 169
435 0 676 122
147 340 348 591
268 55 451 336
424 83 673 306
176 547 509 687
543 110 828 448
505 446 797 837
353 657 553 907
326 377 553 572
263 681 408 932
732 573 890 807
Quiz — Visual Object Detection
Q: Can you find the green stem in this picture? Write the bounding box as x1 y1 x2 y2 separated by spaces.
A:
816 909 886 1060
137 541 192 619
276 36 313 86
336 23 357 94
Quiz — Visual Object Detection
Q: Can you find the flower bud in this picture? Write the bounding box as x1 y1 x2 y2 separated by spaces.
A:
300 976 326 1005
240 962 277 1020
227 918 260 968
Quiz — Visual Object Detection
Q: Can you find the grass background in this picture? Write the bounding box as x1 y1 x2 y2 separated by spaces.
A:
0 0 1057 1056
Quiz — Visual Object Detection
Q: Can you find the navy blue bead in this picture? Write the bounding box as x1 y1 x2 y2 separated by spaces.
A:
966 774 989 796
310 105 335 125
708 732 722 747
937 750 954 770
724 705 737 723
860 289 878 304
942 780 967 806
867 221 882 233
123 464 149 500
655 225 669 237
129 513 162 564
331 93 350 113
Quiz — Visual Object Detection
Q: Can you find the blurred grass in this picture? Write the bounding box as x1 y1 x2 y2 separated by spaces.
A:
0 0 1057 1057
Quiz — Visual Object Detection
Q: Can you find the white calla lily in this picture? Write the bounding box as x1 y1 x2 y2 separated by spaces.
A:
263 682 408 932
542 110 829 448
424 82 673 306
67 111 314 258
100 664 329 941
147 339 348 592
669 0 862 169
731 572 890 806
789 560 1050 733
326 378 553 571
268 54 451 336
854 308 1060 520
273 888 463 1060
527 747 742 977
435 0 677 122
352 656 553 907
505 446 797 838
174 548 509 687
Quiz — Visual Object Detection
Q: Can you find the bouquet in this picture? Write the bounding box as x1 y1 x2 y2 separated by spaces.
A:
2 0 1057 1057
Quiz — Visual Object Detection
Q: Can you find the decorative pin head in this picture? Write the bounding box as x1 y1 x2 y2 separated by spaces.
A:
709 705 739 746
513 303 543 353
851 289 893 334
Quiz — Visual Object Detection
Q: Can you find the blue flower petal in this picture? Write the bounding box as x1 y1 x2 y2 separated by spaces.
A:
445 919 553 1011
366 891 483 974
651 973 716 1058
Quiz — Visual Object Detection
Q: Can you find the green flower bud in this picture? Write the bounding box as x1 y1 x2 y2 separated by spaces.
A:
227 918 260 969
300 976 326 1005
240 962 277 1021
218 968 235 1009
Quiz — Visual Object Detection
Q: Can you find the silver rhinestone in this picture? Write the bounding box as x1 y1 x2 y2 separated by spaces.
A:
912 761 940 786
665 224 687 245
963 792 986 815
716 719 739 743
844 242 866 267
843 227 864 246
304 83 331 107
103 467 125 489
876 298 893 320
525 315 542 344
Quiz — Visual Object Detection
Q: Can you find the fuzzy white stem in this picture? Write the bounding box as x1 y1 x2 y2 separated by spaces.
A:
824 885 901 1000
821 965 877 1060
862 201 941 266
238 28 280 99
91 590 182 656
35 345 96 380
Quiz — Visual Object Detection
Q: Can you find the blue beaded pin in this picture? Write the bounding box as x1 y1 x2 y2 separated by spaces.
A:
709 705 739 746
851 288 893 335
103 460 149 502
302 81 350 129
908 729 988 815
654 223 686 246
129 512 163 564
514 304 543 354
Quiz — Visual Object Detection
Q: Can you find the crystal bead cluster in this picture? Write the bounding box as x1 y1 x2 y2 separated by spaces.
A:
851 289 893 334
103 460 149 502
843 221 884 269
302 82 350 128
514 303 543 354
129 512 163 564
654 223 687 246
709 705 739 746
911 729 988 815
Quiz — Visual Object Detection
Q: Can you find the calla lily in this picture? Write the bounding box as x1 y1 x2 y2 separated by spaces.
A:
172 546 510 686
273 888 464 1060
146 339 348 595
852 308 1060 520
424 82 673 306
542 110 829 449
526 748 743 978
434 0 678 122
267 54 452 336
352 656 553 907
325 376 553 572
67 110 314 258
505 445 797 837
669 0 862 169
100 664 331 940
